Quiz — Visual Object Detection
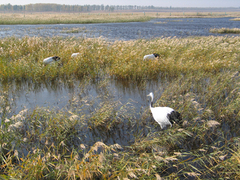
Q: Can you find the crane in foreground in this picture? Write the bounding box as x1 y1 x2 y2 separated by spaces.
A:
147 92 182 129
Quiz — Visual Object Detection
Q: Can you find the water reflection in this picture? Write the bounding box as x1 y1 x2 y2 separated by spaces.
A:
3 78 167 117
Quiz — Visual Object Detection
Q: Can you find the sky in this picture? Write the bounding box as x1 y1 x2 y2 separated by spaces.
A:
3 0 240 7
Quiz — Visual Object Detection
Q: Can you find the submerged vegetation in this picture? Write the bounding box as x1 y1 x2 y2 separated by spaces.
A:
0 36 240 179
62 27 88 33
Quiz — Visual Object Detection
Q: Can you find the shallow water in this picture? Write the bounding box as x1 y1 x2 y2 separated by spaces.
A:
6 78 167 116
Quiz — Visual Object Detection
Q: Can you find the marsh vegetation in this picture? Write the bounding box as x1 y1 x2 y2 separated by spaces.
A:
0 12 153 25
0 35 240 179
1 11 240 25
210 27 240 34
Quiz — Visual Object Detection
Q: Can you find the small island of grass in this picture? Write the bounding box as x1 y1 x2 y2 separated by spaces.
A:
210 27 240 34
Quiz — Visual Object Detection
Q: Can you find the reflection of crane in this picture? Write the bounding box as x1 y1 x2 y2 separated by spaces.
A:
143 53 159 60
43 56 60 65
147 92 182 129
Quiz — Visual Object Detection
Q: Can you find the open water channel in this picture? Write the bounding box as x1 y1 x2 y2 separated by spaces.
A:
0 17 240 40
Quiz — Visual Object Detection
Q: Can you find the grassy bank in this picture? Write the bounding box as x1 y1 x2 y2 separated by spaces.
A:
0 11 240 25
0 36 240 179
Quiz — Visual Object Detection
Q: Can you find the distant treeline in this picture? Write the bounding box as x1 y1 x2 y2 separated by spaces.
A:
0 3 157 12
0 3 239 13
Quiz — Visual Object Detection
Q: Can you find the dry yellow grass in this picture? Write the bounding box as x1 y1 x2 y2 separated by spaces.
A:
0 11 240 24
0 12 151 24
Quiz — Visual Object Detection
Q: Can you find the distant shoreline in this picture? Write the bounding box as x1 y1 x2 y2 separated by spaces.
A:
0 11 239 25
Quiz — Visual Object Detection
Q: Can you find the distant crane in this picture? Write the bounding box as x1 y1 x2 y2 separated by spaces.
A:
43 56 61 65
71 53 80 58
143 53 160 60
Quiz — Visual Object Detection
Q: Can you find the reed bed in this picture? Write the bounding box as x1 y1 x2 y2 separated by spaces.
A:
0 36 240 179
0 36 239 81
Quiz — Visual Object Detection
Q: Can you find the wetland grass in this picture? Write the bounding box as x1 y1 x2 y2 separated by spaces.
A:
1 11 240 25
0 12 152 25
210 27 240 34
1 36 239 82
0 36 240 179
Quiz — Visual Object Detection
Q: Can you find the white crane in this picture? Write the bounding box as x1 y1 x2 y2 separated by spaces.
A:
143 53 160 60
71 53 80 58
43 56 60 65
147 92 182 129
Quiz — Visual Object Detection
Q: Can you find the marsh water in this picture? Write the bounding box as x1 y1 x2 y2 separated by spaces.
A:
0 17 240 40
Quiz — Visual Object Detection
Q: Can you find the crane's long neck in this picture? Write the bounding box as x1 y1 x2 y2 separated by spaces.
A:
149 96 153 109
